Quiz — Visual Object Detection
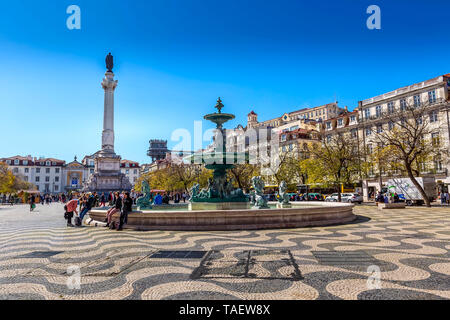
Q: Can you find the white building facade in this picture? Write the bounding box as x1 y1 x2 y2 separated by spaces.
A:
0 156 65 194
120 160 141 186
357 74 450 199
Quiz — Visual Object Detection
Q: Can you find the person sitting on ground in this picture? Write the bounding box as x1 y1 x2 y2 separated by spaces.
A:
105 192 122 228
65 198 79 227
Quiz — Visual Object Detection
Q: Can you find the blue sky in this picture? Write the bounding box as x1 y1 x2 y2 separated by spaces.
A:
0 0 449 164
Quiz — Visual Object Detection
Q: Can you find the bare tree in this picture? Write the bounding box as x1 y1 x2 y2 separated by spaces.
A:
228 164 260 191
307 133 361 202
369 101 445 207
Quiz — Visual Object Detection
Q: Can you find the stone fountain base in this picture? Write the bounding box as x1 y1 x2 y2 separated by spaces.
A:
87 202 356 231
276 203 292 209
189 202 250 211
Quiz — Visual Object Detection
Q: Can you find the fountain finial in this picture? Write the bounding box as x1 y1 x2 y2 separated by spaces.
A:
215 97 224 114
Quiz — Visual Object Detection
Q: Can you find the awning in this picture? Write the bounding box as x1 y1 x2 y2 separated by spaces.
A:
18 190 40 195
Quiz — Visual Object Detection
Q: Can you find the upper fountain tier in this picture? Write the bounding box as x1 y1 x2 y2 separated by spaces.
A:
185 97 247 166
204 97 235 129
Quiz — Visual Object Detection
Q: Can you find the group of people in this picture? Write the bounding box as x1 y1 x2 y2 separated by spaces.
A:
0 194 17 205
64 191 134 231
104 191 133 230
27 193 76 211
375 192 401 204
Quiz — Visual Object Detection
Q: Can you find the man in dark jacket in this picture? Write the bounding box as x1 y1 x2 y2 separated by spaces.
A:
118 192 133 231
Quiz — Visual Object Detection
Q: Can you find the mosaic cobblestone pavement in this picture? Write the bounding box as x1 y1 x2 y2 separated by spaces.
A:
0 204 449 300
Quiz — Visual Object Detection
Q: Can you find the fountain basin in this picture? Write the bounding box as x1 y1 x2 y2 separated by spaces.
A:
88 202 356 231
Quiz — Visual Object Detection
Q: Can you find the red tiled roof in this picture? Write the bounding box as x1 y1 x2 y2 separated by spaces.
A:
120 159 140 168
1 155 33 161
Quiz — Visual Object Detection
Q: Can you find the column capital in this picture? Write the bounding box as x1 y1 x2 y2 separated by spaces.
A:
102 72 118 90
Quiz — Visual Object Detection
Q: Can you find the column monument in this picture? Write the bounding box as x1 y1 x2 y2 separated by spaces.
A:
83 53 132 193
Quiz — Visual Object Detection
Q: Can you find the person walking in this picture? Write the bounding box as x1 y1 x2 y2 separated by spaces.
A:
117 192 133 231
443 190 449 206
100 193 106 207
29 194 36 212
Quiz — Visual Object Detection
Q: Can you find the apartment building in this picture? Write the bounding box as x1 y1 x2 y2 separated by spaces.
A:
120 160 141 185
247 102 344 129
357 74 450 198
0 155 66 193
1 154 142 193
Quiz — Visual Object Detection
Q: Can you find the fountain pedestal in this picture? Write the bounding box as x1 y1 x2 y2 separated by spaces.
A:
189 202 250 210
186 98 250 210
277 203 292 209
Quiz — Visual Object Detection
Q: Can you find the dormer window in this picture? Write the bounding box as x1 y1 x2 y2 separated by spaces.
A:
23 160 28 165
46 161 51 166
14 159 19 165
